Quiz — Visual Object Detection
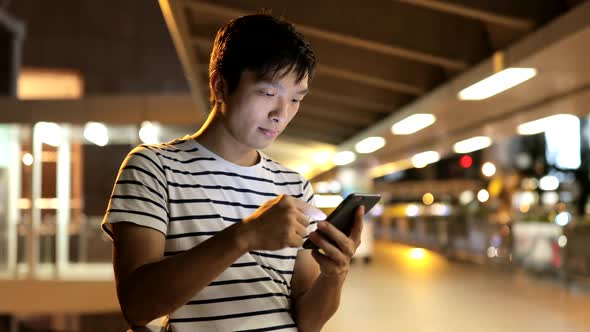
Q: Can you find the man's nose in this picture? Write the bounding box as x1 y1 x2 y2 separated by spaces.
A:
270 98 289 124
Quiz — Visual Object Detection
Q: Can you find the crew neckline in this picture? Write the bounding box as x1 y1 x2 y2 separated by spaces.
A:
181 135 266 172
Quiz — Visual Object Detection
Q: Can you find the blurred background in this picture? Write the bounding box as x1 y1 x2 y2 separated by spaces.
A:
1 0 590 331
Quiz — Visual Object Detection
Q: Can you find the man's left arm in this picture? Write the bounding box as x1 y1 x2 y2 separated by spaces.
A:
290 206 364 332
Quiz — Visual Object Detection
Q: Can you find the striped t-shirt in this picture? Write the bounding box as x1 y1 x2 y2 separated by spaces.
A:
102 136 316 332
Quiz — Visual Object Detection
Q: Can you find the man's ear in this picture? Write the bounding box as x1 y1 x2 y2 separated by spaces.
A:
210 70 226 103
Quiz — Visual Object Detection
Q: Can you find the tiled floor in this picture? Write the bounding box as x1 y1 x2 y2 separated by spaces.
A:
323 241 590 332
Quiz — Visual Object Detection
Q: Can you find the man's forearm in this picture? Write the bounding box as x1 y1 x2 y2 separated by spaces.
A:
118 223 249 326
294 273 346 332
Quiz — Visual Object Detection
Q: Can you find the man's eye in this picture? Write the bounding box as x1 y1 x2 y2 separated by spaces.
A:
291 99 301 104
260 90 275 97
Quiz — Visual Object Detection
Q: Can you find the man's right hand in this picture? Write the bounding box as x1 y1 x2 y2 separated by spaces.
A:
239 195 326 251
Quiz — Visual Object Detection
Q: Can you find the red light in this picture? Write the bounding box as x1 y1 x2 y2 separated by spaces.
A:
459 155 473 168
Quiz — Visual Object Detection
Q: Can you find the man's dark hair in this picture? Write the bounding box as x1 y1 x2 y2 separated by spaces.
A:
209 14 316 104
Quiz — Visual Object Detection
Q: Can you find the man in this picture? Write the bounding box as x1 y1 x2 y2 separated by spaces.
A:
102 14 364 331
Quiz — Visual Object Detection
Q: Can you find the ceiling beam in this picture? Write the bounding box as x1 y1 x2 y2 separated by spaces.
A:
0 9 26 37
159 0 208 114
316 64 424 95
192 36 423 96
0 94 202 125
185 1 468 70
395 0 534 31
299 104 379 126
307 89 393 113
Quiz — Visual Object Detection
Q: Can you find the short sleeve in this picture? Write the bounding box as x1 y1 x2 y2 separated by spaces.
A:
101 145 169 240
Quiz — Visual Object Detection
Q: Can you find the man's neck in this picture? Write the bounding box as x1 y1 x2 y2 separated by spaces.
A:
192 111 260 167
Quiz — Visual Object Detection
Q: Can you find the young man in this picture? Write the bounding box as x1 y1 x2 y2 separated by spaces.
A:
102 14 364 332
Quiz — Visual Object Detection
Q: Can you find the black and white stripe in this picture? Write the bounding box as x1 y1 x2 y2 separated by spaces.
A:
102 137 316 332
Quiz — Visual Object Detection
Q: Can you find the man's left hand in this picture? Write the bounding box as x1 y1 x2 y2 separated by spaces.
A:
308 206 364 278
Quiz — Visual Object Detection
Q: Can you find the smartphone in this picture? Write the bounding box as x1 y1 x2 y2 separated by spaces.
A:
302 193 381 250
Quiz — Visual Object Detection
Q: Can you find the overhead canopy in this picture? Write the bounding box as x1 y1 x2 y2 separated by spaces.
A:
158 0 590 174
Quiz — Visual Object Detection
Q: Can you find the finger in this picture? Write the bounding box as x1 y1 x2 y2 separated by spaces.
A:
312 248 333 266
349 206 364 245
309 231 350 262
316 221 353 254
288 231 305 248
291 197 326 220
294 211 311 227
294 222 308 239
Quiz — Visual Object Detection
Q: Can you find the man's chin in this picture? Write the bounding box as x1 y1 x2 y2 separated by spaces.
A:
256 140 274 150
253 136 277 150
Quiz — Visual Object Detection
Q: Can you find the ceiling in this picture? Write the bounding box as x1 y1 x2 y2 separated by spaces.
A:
158 0 588 174
1 1 588 177
341 0 590 178
3 0 189 95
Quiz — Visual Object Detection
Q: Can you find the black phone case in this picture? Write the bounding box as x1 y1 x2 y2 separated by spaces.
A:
302 193 381 250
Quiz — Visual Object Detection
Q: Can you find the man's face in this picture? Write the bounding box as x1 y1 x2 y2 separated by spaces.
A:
220 69 309 150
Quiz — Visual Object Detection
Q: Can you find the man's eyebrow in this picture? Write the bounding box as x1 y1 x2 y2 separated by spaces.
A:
259 81 284 90
260 81 308 95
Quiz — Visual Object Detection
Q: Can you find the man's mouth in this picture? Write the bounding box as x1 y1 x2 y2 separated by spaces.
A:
259 127 280 138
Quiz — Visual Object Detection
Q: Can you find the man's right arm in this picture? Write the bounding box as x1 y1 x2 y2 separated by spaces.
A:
112 195 326 327
113 221 249 327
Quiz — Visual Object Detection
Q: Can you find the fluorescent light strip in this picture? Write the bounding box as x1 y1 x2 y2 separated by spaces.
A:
333 151 356 166
411 151 440 168
391 114 436 135
517 114 576 135
355 136 386 154
453 136 492 153
458 68 537 101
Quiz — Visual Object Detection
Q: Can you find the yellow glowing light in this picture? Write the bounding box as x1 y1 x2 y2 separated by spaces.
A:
408 248 426 260
293 163 311 177
422 193 434 205
519 204 530 213
18 67 84 100
369 158 413 179
488 177 503 197
311 150 333 165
